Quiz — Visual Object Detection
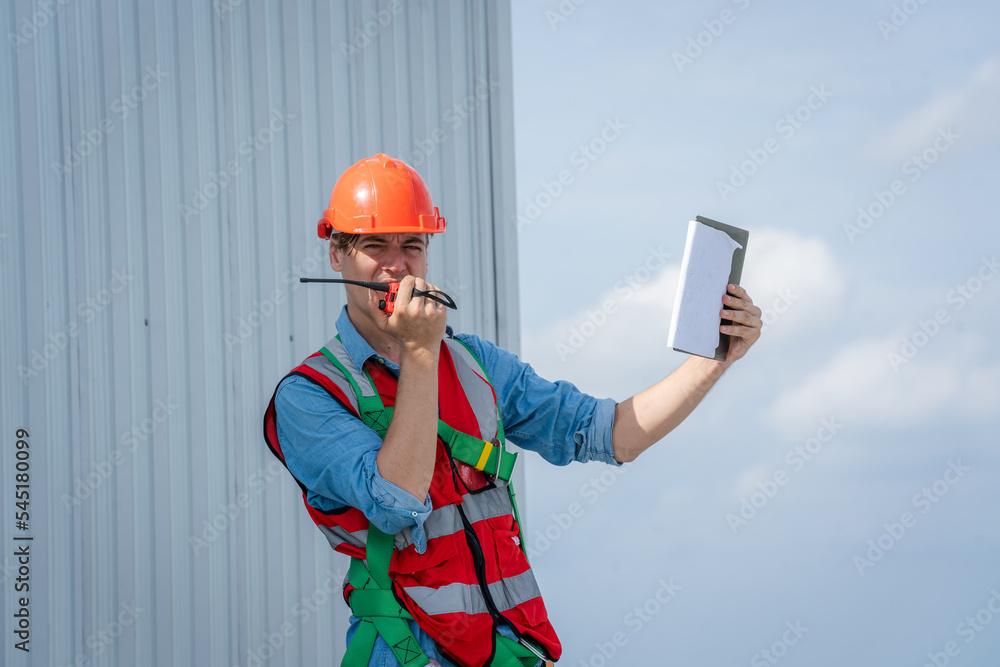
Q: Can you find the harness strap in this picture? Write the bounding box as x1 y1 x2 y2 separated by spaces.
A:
436 421 516 481
343 525 429 667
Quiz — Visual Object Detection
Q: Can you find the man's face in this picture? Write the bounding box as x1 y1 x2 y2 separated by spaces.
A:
330 233 430 315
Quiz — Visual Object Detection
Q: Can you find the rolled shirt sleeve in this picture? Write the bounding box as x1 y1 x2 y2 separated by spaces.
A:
454 334 620 467
273 375 434 552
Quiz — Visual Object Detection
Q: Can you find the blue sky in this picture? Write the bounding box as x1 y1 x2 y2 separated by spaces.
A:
510 1 1000 664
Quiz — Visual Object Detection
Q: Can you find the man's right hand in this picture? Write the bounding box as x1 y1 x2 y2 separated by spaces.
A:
372 275 448 354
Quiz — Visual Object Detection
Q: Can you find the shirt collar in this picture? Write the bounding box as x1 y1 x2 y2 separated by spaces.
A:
331 305 453 375
332 305 399 373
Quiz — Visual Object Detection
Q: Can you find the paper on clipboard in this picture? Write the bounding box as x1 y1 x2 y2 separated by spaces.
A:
667 217 749 360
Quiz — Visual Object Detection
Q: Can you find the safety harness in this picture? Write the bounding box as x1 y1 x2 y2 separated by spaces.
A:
319 339 550 667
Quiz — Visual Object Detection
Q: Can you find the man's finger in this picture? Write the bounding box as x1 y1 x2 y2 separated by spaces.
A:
392 275 417 311
420 282 445 311
723 292 749 310
721 309 758 326
724 287 759 314
721 323 761 340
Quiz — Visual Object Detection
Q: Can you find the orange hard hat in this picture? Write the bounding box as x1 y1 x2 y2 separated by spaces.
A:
317 153 446 238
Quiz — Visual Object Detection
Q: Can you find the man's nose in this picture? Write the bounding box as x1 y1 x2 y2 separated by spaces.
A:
379 245 406 273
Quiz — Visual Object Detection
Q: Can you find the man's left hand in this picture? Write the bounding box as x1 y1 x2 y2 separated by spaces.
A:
719 284 762 365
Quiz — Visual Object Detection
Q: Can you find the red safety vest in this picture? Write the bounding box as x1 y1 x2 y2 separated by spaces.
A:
263 333 562 666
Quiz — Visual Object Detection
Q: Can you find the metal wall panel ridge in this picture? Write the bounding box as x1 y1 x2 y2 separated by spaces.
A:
0 0 518 665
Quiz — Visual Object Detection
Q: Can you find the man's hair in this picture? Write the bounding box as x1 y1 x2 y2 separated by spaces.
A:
330 233 361 253
330 233 431 254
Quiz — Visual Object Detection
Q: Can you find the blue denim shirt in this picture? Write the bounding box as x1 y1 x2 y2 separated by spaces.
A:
273 306 619 666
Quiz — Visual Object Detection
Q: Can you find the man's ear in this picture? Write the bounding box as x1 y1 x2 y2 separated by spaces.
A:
329 243 343 272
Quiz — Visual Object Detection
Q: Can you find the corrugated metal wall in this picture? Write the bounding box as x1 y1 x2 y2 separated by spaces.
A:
0 0 518 665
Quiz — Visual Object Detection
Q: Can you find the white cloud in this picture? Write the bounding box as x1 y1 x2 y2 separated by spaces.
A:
766 337 950 434
865 57 1000 164
765 334 1000 436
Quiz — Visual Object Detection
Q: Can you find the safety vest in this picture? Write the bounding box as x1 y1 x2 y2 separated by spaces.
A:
263 333 562 666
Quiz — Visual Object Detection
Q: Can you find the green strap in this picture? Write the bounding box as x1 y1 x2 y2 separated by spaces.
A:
506 480 528 563
437 420 516 481
320 343 392 437
349 589 412 618
344 525 429 667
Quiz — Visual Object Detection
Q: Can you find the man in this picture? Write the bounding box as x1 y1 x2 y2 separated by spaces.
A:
264 153 762 667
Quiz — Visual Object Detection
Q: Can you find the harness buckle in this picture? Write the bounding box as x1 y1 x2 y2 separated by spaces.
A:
488 437 503 478
474 440 493 471
475 438 504 478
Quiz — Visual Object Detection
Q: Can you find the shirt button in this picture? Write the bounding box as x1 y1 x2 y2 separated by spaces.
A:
411 511 418 517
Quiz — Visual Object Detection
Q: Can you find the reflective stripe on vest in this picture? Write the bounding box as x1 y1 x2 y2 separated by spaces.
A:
298 353 364 411
317 524 367 552
403 570 542 617
316 338 378 399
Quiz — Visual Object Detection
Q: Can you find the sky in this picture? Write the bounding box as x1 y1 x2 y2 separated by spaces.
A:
509 1 1000 665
